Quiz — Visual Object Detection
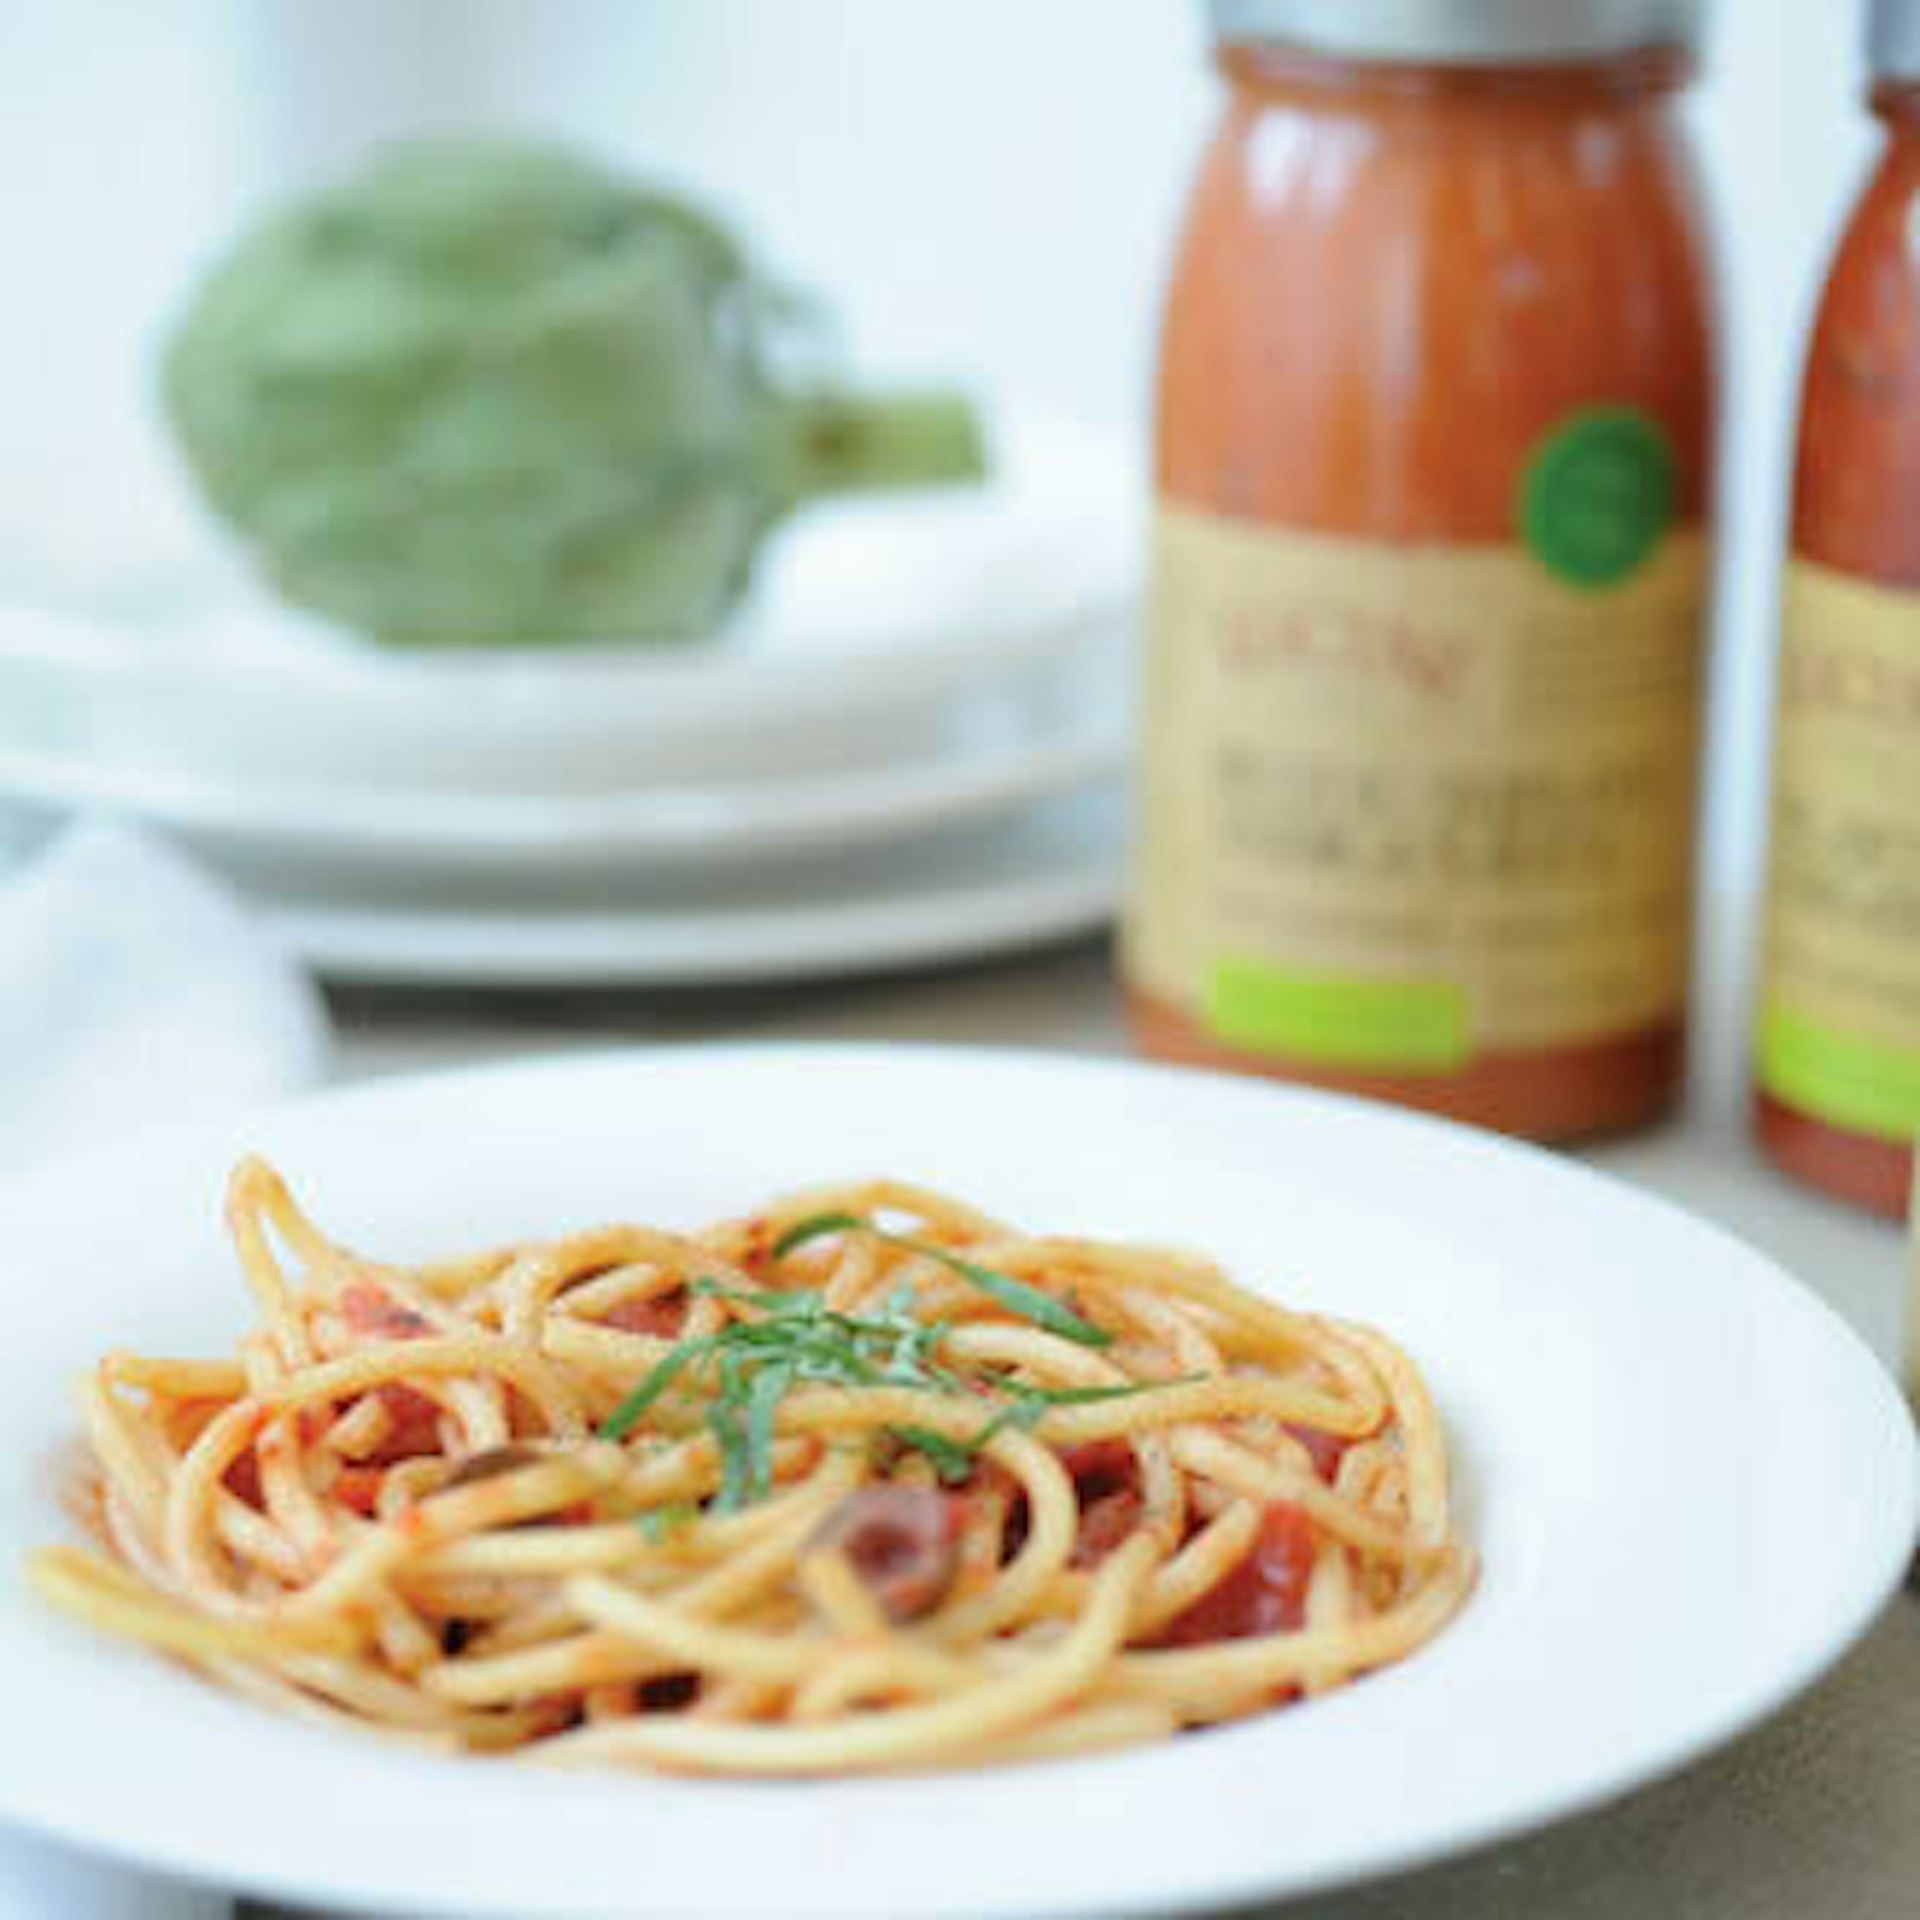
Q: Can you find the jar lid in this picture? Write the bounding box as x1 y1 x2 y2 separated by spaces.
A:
1209 0 1702 63
1873 0 1920 81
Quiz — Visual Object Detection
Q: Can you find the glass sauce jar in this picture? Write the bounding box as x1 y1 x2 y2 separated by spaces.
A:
1124 0 1716 1140
1755 2 1920 1217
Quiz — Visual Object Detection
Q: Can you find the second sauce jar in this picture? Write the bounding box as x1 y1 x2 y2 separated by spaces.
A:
1124 0 1716 1140
1755 0 1920 1216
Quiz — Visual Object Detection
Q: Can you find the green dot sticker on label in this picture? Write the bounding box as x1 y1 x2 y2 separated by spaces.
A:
1519 408 1678 589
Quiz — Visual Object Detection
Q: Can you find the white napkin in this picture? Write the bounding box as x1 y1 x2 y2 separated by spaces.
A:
0 817 330 1917
0 818 329 1170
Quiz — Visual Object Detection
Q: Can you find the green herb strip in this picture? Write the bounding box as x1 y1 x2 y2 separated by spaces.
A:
888 1425 981 1485
740 1362 793 1510
599 1338 709 1441
636 1501 698 1543
771 1212 1111 1348
595 1249 1173 1517
709 1395 753 1513
893 1381 1184 1484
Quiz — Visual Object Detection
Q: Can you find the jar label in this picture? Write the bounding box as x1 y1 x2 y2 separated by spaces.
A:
1124 507 1707 1070
1759 559 1920 1141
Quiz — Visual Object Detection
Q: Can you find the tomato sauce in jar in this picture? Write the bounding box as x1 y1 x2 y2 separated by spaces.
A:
1755 2 1920 1216
1124 0 1715 1142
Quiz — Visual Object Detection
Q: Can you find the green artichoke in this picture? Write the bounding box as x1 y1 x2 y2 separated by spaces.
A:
163 137 987 646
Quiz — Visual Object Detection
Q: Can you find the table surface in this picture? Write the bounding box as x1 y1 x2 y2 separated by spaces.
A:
243 927 1914 1920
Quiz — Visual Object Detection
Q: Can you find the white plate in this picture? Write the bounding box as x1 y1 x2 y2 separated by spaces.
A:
0 645 1128 879
0 1830 225 1920
0 413 1139 795
254 788 1125 985
0 1045 1910 1920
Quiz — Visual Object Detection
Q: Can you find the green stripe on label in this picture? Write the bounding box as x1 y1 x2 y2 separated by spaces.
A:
1205 959 1469 1074
1758 1005 1920 1144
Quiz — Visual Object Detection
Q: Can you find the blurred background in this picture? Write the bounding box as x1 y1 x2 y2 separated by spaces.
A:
0 0 1874 888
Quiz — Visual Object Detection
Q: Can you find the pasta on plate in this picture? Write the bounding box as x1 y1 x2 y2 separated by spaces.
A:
32 1161 1475 1775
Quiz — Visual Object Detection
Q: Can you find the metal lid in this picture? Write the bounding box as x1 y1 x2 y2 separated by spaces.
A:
1209 0 1702 63
1873 0 1920 81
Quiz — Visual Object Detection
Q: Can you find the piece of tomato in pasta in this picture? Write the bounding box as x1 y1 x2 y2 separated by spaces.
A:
1161 1502 1316 1646
1062 1440 1144 1567
223 1450 264 1509
339 1284 431 1341
331 1465 387 1518
601 1290 688 1338
362 1386 444 1465
328 1292 447 1468
1284 1422 1349 1485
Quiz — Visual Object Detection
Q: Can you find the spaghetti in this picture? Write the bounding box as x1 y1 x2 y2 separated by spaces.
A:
31 1160 1475 1775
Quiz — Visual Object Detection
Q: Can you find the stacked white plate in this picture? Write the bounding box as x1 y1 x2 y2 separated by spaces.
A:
0 412 1140 987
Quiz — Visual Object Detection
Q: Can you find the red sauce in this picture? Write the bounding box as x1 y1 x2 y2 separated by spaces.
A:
1127 34 1713 1142
1756 1099 1912 1220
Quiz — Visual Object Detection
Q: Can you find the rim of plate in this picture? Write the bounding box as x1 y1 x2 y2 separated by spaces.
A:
0 1043 1912 1920
260 824 1122 985
6 584 1125 717
0 690 1126 868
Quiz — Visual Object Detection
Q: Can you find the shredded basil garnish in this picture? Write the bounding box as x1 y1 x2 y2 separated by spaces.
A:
772 1212 1111 1348
595 1246 1171 1514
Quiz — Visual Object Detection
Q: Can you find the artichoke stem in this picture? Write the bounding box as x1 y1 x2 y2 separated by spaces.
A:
770 389 987 506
